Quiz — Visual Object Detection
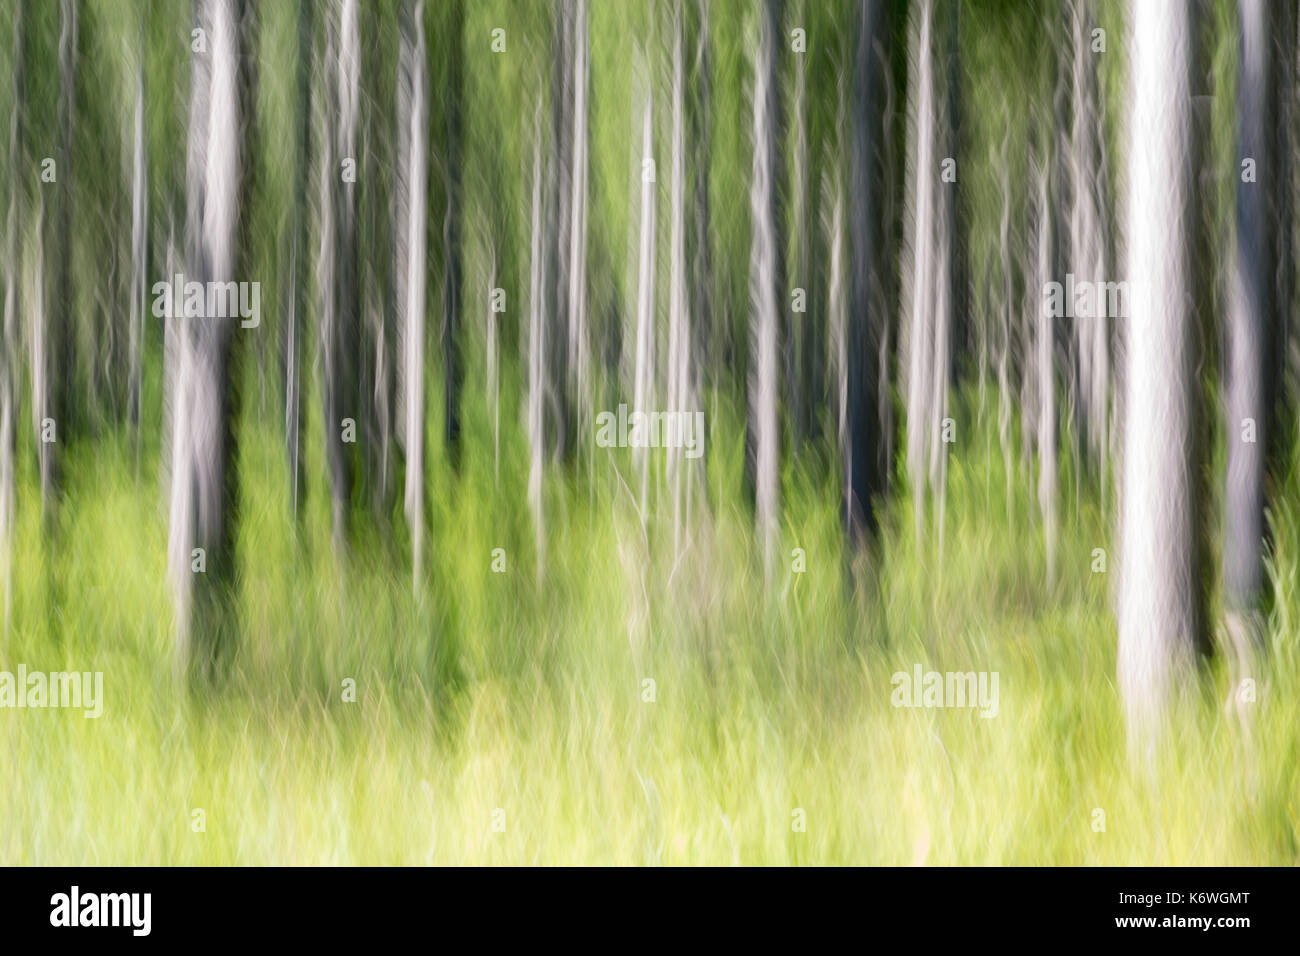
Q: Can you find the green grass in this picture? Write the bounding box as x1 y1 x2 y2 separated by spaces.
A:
2 384 1297 866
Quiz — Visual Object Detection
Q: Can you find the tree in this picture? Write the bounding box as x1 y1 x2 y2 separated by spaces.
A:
843 0 889 541
395 0 428 588
1117 0 1210 753
747 0 783 574
1222 0 1281 670
901 0 955 550
667 0 695 556
443 0 466 467
317 0 361 552
128 6 147 458
0 0 23 632
282 0 313 519
547 0 576 462
167 0 255 668
1068 0 1111 494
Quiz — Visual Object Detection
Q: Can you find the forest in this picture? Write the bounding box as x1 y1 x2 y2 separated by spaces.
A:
1 0 1298 865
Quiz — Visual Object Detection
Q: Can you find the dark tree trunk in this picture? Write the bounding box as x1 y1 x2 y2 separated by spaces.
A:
283 0 313 520
688 0 715 398
443 0 465 468
844 0 887 540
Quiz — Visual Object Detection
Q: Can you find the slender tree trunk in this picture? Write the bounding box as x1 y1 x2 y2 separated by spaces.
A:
0 0 22 637
844 0 886 540
567 0 590 456
319 0 360 552
396 0 428 589
527 104 548 578
787 0 809 452
1223 0 1282 669
689 0 714 400
547 0 574 462
283 0 313 520
36 0 77 518
1069 0 1110 491
748 0 782 574
359 3 395 519
128 13 148 459
632 90 656 511
995 115 1013 522
1118 0 1208 755
667 0 695 558
903 0 951 546
1034 153 1057 586
443 0 465 467
168 0 253 669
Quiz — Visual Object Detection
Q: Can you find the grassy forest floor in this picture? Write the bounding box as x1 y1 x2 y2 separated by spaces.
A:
3 385 1298 865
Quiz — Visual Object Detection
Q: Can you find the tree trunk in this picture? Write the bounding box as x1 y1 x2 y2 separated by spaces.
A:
0 0 23 635
748 0 782 574
283 0 313 519
1223 0 1275 636
168 0 253 669
1118 0 1208 754
319 0 360 552
443 0 465 467
844 0 887 540
396 0 429 589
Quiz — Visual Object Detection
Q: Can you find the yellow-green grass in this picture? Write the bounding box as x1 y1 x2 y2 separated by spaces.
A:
1 390 1297 865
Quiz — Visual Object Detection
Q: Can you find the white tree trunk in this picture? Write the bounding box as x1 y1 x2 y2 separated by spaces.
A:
1118 0 1199 755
